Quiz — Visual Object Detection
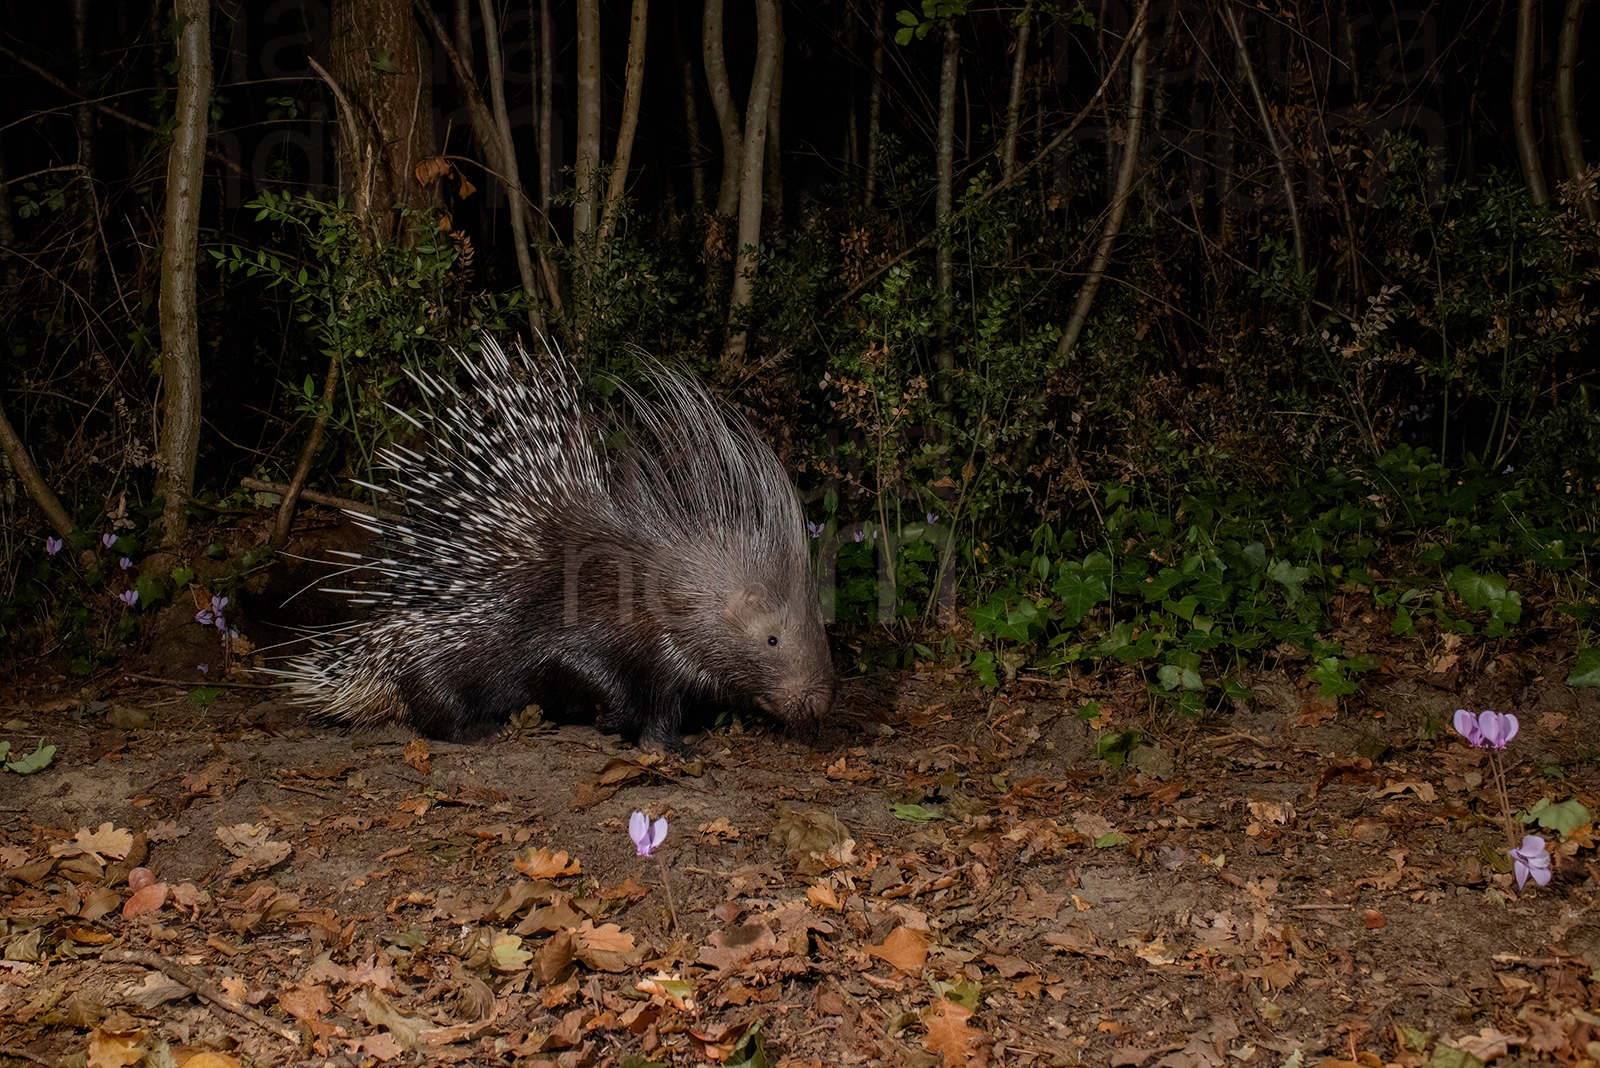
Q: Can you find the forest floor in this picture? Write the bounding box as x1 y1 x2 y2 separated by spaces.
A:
1 626 1599 1068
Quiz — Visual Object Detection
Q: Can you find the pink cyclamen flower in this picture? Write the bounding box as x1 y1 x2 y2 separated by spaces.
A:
45 537 63 556
1509 835 1551 888
118 590 138 607
1452 709 1519 749
102 533 117 549
629 811 667 858
119 557 133 570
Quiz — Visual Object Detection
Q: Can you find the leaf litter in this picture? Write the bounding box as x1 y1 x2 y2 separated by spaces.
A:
0 645 1597 1066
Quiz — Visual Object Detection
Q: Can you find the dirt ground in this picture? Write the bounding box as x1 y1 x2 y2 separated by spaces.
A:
1 644 1599 1068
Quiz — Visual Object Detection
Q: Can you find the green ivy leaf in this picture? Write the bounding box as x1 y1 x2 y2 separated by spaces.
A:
4 740 56 775
1566 648 1600 688
1522 797 1592 837
890 803 944 822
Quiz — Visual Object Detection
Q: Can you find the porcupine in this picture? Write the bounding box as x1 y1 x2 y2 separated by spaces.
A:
281 337 834 750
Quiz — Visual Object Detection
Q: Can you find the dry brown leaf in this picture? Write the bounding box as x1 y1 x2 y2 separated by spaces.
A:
123 882 169 919
806 884 842 911
54 823 133 862
514 848 581 879
1522 1012 1567 1054
922 997 986 1068
698 921 780 975
86 1026 145 1068
278 985 333 1022
535 929 578 983
177 1053 241 1068
1043 925 1108 958
699 817 741 841
867 925 929 974
1449 1028 1517 1062
214 824 291 877
403 739 432 775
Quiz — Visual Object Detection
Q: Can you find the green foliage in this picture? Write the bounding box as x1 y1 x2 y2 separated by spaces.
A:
213 192 518 491
0 739 57 775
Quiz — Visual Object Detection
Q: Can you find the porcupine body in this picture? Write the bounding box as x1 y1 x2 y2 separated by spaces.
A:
282 338 834 749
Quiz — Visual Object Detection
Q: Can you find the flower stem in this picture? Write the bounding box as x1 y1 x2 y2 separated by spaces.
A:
654 854 680 934
1490 751 1518 849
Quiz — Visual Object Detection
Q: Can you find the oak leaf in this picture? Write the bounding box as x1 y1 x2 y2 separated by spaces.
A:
922 997 986 1067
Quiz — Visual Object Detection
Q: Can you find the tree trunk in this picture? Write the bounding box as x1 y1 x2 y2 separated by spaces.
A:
723 0 780 363
573 0 603 245
1555 0 1597 221
537 0 554 219
675 13 706 207
419 2 561 316
71 0 100 303
0 404 74 539
864 0 885 206
934 20 959 379
1000 1 1033 182
156 0 211 547
1054 12 1147 362
329 0 434 229
453 0 474 75
0 130 17 289
703 0 742 219
600 0 650 248
1219 2 1305 277
480 0 546 335
271 352 339 548
1512 0 1549 204
764 4 784 228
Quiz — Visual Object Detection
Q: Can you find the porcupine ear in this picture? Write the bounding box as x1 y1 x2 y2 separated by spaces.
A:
722 583 770 624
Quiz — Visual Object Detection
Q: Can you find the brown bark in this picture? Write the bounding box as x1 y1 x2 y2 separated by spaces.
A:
1555 0 1597 221
864 0 885 206
157 0 211 547
417 2 561 315
1513 0 1549 204
1000 1 1034 182
573 0 603 244
71 0 100 302
724 0 780 363
0 402 74 539
703 0 743 219
676 14 707 207
537 0 555 219
764 5 785 225
480 0 546 335
600 0 651 247
328 0 434 226
272 352 340 548
1219 2 1305 277
452 0 474 74
1055 10 1148 362
934 20 960 378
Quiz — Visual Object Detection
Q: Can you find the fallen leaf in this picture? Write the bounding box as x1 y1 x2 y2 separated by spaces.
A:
87 1026 145 1068
514 848 581 879
922 997 986 1068
214 824 291 877
403 739 432 775
54 823 133 862
867 925 929 974
1522 1013 1565 1054
278 985 333 1022
123 882 170 919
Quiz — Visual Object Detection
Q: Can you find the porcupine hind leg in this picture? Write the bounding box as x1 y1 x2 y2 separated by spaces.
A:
587 670 692 756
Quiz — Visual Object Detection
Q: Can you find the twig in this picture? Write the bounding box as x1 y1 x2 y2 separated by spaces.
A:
102 949 303 1045
120 673 282 690
240 477 403 522
0 1046 54 1067
272 350 340 547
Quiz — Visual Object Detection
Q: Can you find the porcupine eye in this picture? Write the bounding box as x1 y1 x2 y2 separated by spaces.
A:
767 635 779 647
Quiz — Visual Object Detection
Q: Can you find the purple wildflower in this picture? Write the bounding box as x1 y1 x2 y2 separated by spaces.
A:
119 557 133 570
118 590 139 607
926 512 939 525
1453 709 1519 749
45 537 63 556
629 811 667 858
807 521 824 539
197 595 230 632
101 533 117 549
1509 835 1552 888
852 530 864 543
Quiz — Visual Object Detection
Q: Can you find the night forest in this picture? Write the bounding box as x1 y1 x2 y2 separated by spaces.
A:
2 0 1600 1063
